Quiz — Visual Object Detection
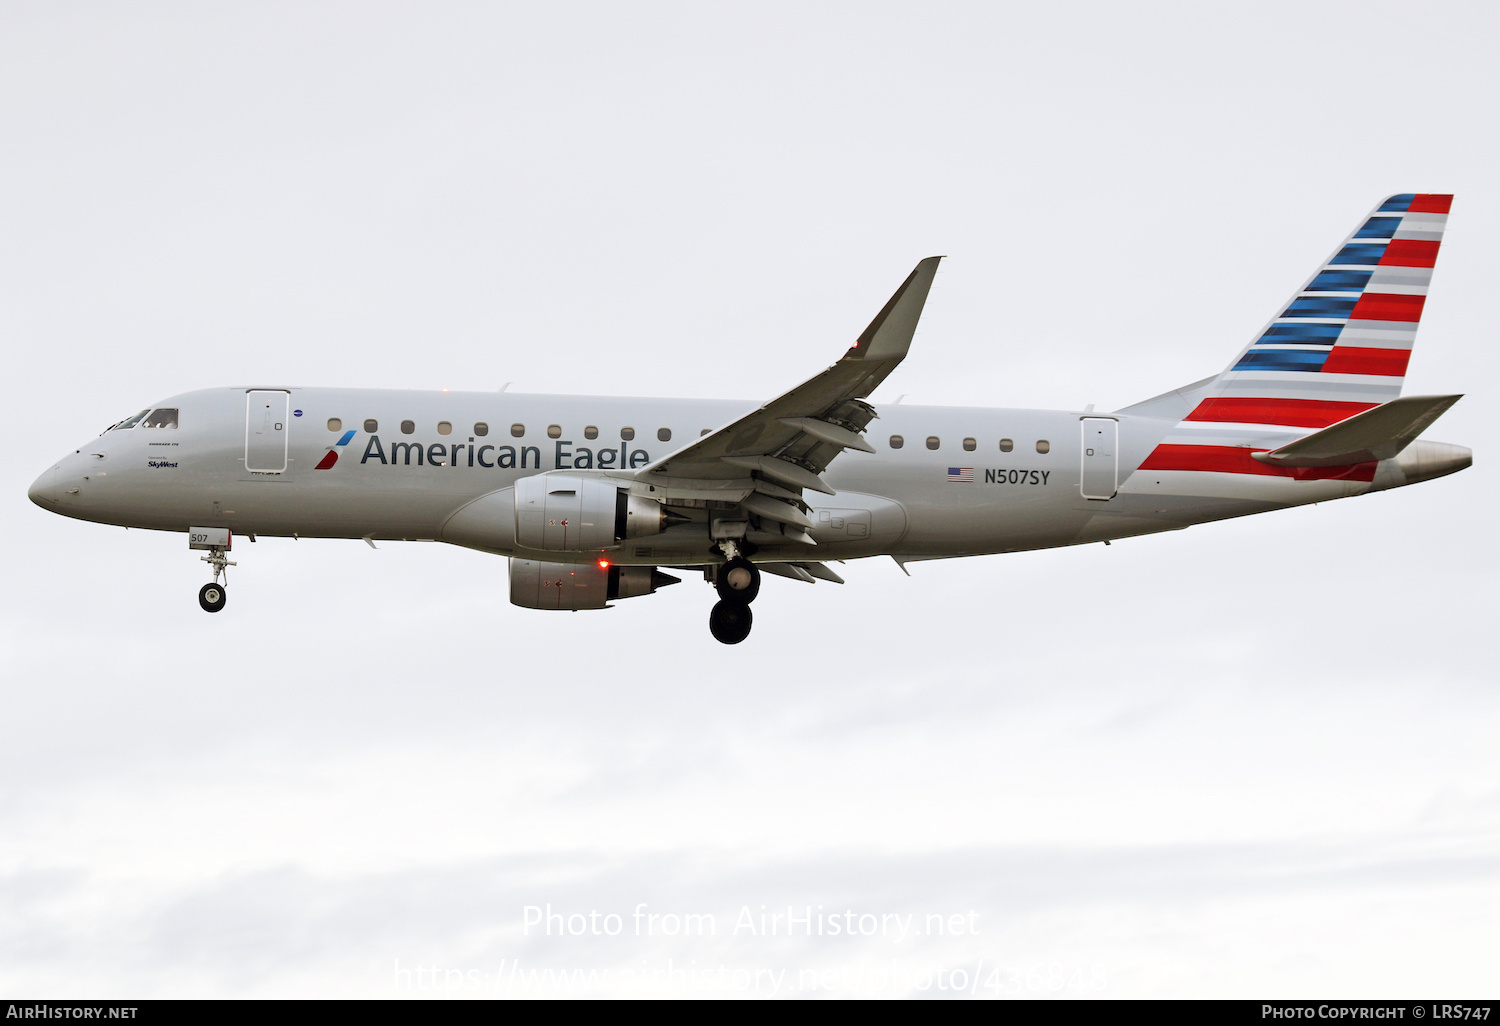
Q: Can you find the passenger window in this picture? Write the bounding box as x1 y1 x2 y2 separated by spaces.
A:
889 435 904 449
999 438 1014 452
963 437 976 451
658 428 672 442
365 419 378 433
437 421 452 436
327 418 342 432
143 409 178 429
474 422 489 437
621 427 636 441
926 436 940 450
584 426 598 440
547 425 562 439
1036 440 1051 454
511 424 525 438
113 410 150 430
401 420 415 435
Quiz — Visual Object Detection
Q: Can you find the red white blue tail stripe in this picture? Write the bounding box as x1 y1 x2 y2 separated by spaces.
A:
1141 194 1451 480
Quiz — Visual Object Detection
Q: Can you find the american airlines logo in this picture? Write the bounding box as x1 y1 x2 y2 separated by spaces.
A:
313 434 655 472
314 429 358 469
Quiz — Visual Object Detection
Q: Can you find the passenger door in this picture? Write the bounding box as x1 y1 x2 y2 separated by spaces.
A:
245 390 290 474
1080 417 1118 500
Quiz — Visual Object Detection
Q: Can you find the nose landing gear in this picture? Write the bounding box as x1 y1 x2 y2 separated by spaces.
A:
198 581 227 613
197 546 235 613
189 526 235 614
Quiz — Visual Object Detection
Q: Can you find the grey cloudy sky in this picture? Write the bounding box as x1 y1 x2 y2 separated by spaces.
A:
2 1 1496 998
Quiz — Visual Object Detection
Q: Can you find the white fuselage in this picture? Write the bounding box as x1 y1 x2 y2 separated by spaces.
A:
29 385 1462 568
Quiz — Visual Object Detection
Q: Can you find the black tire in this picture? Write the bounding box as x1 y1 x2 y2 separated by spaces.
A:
198 582 227 613
714 557 760 604
709 599 753 645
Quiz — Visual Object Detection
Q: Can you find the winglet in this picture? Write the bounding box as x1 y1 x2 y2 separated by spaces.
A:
847 256 943 361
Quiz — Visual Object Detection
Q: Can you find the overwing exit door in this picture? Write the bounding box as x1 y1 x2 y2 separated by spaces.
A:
1080 417 1118 500
245 390 289 473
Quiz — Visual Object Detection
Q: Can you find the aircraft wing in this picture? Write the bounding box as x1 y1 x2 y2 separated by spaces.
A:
634 258 942 535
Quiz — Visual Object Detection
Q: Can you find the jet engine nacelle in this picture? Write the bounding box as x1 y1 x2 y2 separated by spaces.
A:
513 473 675 552
509 559 680 610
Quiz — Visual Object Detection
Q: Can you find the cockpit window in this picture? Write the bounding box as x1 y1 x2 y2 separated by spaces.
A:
111 409 150 431
143 408 179 429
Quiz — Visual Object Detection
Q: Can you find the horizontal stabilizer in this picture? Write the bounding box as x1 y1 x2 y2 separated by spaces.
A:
1252 394 1463 468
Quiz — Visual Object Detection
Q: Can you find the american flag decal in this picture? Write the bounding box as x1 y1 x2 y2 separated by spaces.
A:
947 467 974 483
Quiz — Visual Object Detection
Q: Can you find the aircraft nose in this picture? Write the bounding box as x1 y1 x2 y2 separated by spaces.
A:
28 467 58 507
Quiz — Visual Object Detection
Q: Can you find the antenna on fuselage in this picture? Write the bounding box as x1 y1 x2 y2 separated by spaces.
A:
500 382 512 392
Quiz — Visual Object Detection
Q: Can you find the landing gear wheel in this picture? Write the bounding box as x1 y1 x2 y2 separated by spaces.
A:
709 600 753 644
198 582 227 613
715 557 760 604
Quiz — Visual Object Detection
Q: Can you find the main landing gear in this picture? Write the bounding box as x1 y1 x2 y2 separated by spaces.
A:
715 556 761 604
708 548 761 645
709 599 753 645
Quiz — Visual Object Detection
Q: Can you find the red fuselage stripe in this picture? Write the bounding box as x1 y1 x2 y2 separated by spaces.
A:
1184 397 1378 428
1140 444 1377 481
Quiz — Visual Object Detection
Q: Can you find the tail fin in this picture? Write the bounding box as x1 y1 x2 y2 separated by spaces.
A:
1187 194 1452 429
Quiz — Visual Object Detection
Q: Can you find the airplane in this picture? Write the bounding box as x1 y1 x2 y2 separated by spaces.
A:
28 194 1471 645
